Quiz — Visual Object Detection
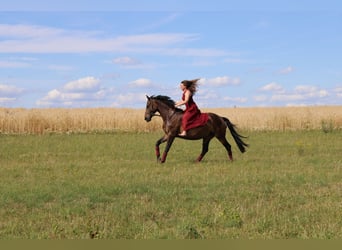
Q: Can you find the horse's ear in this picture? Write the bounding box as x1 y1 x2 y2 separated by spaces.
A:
146 95 151 100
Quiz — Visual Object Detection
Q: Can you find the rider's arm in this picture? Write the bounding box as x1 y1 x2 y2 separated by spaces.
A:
175 90 191 106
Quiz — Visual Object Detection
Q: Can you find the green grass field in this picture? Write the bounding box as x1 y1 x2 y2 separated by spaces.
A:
0 130 341 239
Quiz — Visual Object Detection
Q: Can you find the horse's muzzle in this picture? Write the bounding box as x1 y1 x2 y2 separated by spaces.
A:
145 116 151 122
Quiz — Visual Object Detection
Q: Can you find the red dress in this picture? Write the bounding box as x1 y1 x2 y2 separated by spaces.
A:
182 92 209 131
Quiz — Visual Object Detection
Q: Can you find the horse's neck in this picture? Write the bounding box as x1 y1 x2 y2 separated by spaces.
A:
157 102 174 122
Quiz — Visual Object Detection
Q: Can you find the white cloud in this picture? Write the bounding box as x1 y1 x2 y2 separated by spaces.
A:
257 83 332 105
223 96 247 103
140 13 181 32
260 82 284 93
0 84 24 104
191 60 216 67
47 64 74 71
129 78 153 88
0 24 206 54
223 58 254 64
111 93 147 108
278 66 294 74
111 56 158 69
285 103 310 107
254 95 268 102
113 56 141 65
162 48 228 57
0 24 64 38
41 89 85 101
0 24 232 57
0 97 16 103
37 76 104 107
334 86 342 92
199 90 219 100
0 60 31 68
317 90 329 97
270 85 329 104
44 89 60 100
334 86 342 98
294 85 317 93
0 84 24 96
0 57 38 68
203 76 241 87
294 85 328 98
37 76 155 108
63 77 100 92
271 93 304 102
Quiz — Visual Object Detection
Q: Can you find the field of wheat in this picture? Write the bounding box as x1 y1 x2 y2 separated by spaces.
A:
0 106 341 134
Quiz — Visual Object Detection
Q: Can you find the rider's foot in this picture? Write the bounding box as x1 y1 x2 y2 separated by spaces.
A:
179 131 187 137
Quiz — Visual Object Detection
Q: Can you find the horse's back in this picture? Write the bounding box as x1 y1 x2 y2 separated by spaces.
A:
207 112 225 125
206 112 228 134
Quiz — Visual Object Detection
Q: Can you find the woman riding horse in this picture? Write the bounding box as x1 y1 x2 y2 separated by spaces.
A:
144 83 248 163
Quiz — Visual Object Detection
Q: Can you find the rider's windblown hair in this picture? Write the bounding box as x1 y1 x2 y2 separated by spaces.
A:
181 78 200 95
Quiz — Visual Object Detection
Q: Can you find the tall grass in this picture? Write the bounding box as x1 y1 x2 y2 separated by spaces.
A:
208 106 342 132
0 108 160 134
0 106 341 134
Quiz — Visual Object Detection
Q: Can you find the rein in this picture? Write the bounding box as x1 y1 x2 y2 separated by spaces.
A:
149 97 182 120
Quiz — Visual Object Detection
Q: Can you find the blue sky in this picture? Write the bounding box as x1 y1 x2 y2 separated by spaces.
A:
0 1 341 108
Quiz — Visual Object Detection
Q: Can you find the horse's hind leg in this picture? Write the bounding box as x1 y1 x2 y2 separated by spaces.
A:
217 136 233 161
196 136 213 162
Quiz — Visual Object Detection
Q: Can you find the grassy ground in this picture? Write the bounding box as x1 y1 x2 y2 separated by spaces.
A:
0 130 341 239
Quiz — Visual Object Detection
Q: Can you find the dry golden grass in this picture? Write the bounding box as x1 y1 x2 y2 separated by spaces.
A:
0 106 341 134
204 106 342 131
0 108 163 134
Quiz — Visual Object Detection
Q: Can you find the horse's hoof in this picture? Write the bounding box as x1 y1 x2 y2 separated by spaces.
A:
196 155 204 163
157 158 166 163
228 154 233 161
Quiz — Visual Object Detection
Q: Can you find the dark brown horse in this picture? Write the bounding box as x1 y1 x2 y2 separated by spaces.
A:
144 95 248 163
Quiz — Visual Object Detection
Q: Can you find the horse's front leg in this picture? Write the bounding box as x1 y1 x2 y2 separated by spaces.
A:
160 136 175 163
155 135 167 162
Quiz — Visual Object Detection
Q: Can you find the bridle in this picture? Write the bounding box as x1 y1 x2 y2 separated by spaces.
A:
146 100 160 119
147 99 177 120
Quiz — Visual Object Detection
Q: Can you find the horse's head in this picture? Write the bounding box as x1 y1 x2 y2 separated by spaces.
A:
144 95 158 122
145 95 178 122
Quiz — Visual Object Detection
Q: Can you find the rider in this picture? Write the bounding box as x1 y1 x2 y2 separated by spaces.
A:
175 79 208 136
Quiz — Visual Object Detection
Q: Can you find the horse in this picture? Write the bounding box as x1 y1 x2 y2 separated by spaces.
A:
144 95 248 163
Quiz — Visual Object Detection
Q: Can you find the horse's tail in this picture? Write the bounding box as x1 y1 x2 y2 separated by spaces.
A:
222 117 248 153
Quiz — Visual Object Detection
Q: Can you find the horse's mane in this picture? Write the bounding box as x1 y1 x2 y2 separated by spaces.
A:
151 95 183 112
